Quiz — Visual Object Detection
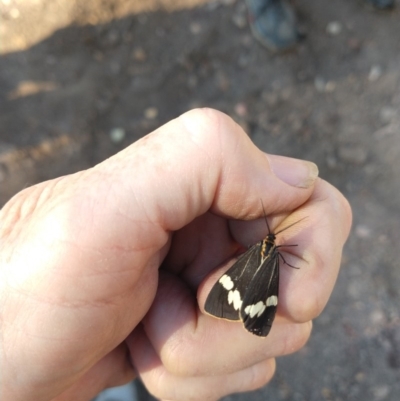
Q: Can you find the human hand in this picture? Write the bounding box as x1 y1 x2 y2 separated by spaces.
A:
0 109 351 401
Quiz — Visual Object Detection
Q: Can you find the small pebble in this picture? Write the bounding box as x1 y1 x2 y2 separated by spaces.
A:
321 388 332 398
379 106 396 124
132 47 146 62
232 13 247 29
355 225 371 238
234 102 247 117
314 77 326 92
326 155 337 169
373 385 390 400
190 22 202 35
368 65 382 82
325 81 336 92
109 127 126 143
355 372 365 382
144 107 158 120
326 21 342 36
314 77 336 93
369 309 385 325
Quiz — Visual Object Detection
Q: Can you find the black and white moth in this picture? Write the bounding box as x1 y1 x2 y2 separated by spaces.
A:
204 212 303 337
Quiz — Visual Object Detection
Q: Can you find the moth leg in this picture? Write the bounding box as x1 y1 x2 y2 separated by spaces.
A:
278 251 300 270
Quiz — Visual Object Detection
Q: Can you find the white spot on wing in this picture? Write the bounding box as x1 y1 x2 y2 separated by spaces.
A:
244 301 266 318
266 295 278 307
228 289 242 310
219 274 234 290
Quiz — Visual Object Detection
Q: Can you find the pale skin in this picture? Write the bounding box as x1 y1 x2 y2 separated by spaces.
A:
0 109 352 401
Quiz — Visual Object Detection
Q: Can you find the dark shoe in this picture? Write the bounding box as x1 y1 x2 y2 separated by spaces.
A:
365 0 395 9
246 0 299 52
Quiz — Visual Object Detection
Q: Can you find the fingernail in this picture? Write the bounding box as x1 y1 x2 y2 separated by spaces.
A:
267 155 319 188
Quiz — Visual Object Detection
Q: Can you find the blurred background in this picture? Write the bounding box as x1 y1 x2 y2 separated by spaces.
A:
1 0 400 400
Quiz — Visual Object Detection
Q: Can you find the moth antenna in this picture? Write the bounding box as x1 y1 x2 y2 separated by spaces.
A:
260 199 271 234
275 217 307 235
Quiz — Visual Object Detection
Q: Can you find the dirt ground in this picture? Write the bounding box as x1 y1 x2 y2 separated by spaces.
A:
1 0 400 400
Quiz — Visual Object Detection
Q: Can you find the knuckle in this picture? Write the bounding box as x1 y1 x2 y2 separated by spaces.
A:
244 359 276 391
180 107 231 132
290 251 327 323
178 108 241 152
280 321 312 356
291 289 322 323
141 370 174 401
161 336 200 377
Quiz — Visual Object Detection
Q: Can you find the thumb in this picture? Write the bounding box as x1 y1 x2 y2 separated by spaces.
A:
93 108 318 230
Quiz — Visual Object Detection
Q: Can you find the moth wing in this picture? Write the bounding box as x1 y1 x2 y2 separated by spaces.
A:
240 250 279 337
204 243 262 321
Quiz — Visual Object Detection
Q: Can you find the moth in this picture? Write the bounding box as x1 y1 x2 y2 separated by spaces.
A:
204 210 303 337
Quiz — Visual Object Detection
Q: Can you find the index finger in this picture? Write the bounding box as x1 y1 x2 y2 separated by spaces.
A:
276 178 352 322
137 178 351 376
